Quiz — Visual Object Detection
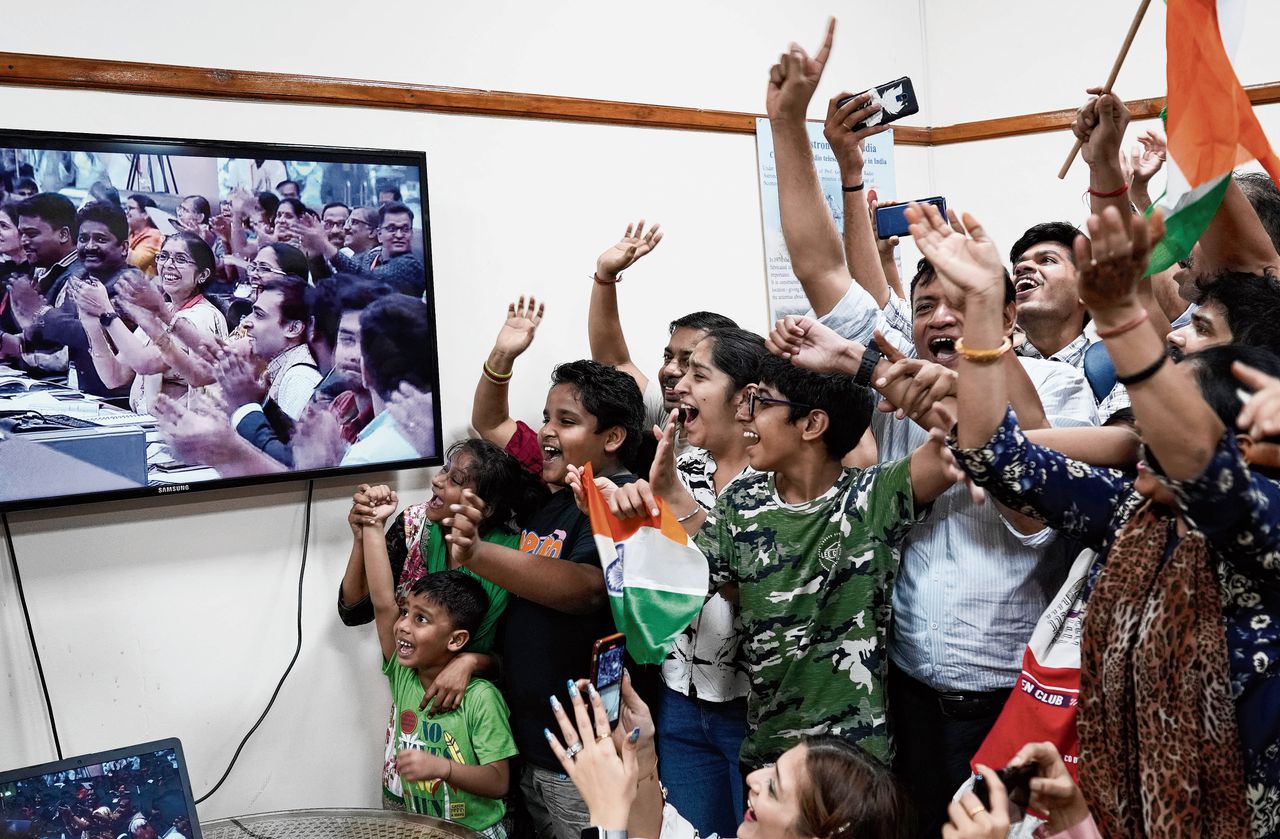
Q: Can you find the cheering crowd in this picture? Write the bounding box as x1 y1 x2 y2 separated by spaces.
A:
334 19 1280 839
0 169 435 476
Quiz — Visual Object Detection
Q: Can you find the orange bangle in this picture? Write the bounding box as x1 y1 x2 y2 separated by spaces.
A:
1095 309 1149 339
955 336 1012 364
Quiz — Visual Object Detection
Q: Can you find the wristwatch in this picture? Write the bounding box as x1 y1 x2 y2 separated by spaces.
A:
853 337 883 388
581 828 627 839
99 312 119 328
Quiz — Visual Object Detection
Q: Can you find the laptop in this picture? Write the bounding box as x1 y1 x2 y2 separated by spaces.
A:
0 738 202 839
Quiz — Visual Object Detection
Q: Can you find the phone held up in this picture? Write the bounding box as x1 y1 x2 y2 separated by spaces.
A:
837 77 920 132
590 633 627 725
972 763 1037 810
875 196 946 240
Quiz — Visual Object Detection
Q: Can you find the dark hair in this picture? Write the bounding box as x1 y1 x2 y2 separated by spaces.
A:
795 736 912 839
255 191 280 220
181 195 211 223
87 182 121 209
1194 271 1280 348
127 194 160 228
14 176 38 194
550 360 645 469
910 258 1014 306
163 232 216 285
276 179 301 194
406 570 489 637
75 201 128 243
378 201 414 225
757 354 873 460
321 201 350 216
312 277 393 348
277 197 309 218
378 185 403 202
260 242 309 280
1186 344 1280 428
445 438 549 533
1236 172 1280 254
669 311 738 335
259 273 311 325
0 201 18 228
1009 222 1080 267
359 294 435 400
702 327 768 392
15 192 76 232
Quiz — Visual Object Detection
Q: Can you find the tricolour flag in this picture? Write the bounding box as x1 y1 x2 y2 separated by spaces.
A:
1147 0 1280 274
581 464 709 665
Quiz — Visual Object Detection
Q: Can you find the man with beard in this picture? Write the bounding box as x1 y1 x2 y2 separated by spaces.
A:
0 192 79 371
21 202 133 397
585 220 737 455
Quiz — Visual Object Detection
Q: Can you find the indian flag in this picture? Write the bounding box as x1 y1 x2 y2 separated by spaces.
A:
582 464 709 665
1147 0 1280 274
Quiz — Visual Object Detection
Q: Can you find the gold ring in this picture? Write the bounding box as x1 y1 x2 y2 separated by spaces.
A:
596 733 611 743
966 806 985 818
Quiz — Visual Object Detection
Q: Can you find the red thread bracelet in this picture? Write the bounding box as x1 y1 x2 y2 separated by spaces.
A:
1088 181 1131 198
592 272 622 285
1095 308 1149 339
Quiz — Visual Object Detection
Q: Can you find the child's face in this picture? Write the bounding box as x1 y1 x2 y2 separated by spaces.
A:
538 383 618 486
426 450 476 524
393 592 466 669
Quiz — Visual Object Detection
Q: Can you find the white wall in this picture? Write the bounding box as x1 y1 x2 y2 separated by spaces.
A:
0 0 931 821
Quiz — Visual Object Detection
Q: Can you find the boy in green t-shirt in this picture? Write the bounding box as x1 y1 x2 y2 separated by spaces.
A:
613 354 959 772
367 522 517 836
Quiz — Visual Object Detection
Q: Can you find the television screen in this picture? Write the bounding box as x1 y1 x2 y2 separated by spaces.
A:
0 738 202 839
0 129 442 511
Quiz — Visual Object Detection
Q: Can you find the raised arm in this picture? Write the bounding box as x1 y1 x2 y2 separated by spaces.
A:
587 221 663 391
1079 208 1225 479
766 20 861 317
1194 176 1280 277
361 485 402 661
472 296 543 448
1073 88 1133 230
824 93 894 307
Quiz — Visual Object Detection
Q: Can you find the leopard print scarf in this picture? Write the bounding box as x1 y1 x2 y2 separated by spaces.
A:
1078 503 1252 838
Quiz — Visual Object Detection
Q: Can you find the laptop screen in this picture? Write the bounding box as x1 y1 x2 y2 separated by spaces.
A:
0 738 201 839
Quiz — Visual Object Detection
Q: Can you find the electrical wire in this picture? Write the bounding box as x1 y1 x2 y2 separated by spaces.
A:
3 511 64 760
195 480 313 805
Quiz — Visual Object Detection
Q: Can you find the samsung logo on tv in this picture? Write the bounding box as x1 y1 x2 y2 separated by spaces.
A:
156 485 190 494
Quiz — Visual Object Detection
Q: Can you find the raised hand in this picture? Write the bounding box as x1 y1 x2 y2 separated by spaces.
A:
295 213 330 257
493 295 545 359
648 414 681 499
443 489 486 567
8 277 45 325
1073 87 1131 169
1073 206 1166 315
291 401 347 470
349 484 375 535
766 314 855 375
68 277 113 319
546 679 640 830
1129 129 1167 187
765 18 835 122
365 484 400 526
596 220 663 281
822 91 888 172
1234 361 1280 442
905 202 1004 308
214 343 268 409
868 190 900 253
116 269 168 316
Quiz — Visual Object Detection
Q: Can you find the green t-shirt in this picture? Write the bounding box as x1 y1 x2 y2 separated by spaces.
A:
418 523 514 654
694 458 917 767
382 659 518 831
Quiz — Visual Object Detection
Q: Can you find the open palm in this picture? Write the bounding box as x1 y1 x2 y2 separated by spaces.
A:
597 220 663 277
907 204 1004 307
494 296 545 357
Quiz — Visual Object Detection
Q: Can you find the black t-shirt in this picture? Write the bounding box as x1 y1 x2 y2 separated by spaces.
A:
502 475 636 771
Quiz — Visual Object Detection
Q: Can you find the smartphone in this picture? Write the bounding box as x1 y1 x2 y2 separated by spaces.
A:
972 764 1036 810
590 633 626 724
875 196 946 240
837 77 920 131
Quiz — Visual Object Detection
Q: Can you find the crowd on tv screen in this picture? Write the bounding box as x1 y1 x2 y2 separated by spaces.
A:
0 158 436 475
7 17 1280 839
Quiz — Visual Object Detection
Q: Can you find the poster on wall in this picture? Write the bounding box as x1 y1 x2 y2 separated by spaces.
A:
755 118 897 321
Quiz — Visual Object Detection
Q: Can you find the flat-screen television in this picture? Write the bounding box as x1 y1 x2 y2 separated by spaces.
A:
0 128 442 511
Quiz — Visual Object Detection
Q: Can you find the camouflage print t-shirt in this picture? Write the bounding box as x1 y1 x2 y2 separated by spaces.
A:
695 457 917 768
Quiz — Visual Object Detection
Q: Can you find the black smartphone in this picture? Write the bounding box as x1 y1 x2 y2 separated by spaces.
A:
875 196 946 240
590 633 626 724
837 77 920 131
972 763 1037 810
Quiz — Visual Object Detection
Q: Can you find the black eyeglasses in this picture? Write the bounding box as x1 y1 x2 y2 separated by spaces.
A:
746 388 812 419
